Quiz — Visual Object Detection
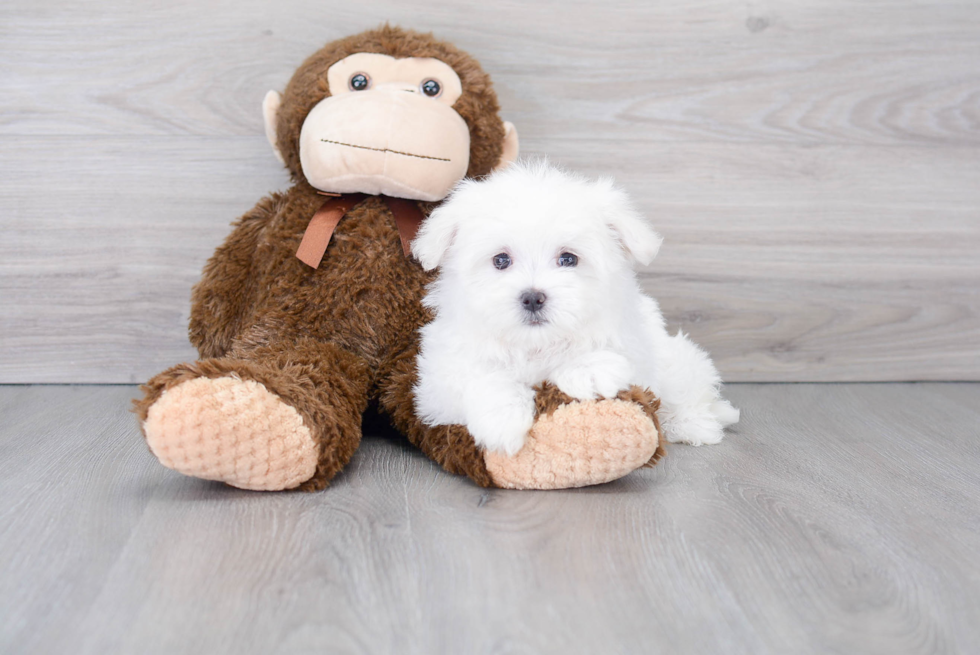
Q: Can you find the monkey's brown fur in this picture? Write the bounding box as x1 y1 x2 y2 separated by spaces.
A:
134 26 661 490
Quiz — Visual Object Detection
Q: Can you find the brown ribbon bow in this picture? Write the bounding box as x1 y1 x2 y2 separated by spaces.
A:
295 193 425 269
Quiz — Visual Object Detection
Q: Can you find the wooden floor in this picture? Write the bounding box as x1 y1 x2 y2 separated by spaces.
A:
1 383 978 654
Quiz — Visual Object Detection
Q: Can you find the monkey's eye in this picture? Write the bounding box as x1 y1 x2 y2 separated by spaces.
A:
420 79 442 98
557 252 579 267
492 253 512 270
349 73 370 91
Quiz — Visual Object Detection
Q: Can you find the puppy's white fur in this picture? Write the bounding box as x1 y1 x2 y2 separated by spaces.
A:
412 161 739 456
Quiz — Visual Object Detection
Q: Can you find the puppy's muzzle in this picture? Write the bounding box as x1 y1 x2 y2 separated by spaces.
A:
520 289 547 320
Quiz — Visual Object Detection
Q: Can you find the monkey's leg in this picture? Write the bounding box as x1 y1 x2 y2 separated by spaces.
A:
378 347 664 490
484 384 664 490
133 339 371 491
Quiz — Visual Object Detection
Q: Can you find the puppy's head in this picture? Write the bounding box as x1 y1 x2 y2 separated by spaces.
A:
412 161 662 343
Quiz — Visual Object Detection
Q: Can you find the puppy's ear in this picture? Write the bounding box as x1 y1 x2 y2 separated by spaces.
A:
412 201 460 270
599 182 663 266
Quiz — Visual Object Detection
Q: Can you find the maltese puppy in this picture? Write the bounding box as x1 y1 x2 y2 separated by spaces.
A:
411 161 739 456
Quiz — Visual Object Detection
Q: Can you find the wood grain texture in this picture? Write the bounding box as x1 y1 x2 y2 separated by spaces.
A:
1 383 979 654
1 0 979 382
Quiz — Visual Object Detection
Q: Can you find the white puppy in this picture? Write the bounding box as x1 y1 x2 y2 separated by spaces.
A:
411 161 739 456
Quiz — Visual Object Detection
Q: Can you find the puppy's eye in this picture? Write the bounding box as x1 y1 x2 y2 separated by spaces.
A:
420 79 442 97
349 73 370 91
492 253 512 270
557 252 578 267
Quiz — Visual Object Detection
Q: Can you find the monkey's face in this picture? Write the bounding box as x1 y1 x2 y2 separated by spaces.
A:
289 54 473 201
265 28 519 200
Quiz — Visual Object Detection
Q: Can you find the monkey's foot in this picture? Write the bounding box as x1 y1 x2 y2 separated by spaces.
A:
143 376 318 491
483 395 661 490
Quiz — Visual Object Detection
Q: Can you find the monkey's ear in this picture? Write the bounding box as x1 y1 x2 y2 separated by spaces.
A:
263 90 286 165
411 201 461 270
600 182 663 266
493 121 519 172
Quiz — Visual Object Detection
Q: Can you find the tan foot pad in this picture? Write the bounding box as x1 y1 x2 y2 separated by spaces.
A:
484 398 659 490
143 376 318 491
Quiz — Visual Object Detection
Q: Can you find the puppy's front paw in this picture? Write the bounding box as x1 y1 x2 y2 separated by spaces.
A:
550 351 632 401
468 404 534 456
464 382 535 456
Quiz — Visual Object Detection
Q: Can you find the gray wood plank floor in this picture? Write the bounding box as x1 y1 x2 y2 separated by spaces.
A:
1 384 978 654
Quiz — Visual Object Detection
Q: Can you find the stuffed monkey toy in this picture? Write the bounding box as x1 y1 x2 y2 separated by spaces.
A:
134 26 664 491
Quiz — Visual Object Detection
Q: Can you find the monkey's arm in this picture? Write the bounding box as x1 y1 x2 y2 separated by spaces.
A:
189 194 281 358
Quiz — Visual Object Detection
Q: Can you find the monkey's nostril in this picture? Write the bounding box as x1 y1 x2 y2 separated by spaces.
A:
520 290 547 312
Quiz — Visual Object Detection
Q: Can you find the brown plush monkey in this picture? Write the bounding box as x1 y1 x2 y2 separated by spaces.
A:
134 26 663 491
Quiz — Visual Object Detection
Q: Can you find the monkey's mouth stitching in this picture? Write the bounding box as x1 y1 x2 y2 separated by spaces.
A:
321 139 450 162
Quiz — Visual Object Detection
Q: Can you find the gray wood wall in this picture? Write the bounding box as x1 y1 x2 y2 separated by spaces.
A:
2 0 978 383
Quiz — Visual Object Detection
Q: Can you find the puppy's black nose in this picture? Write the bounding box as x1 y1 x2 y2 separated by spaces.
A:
520 289 547 313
